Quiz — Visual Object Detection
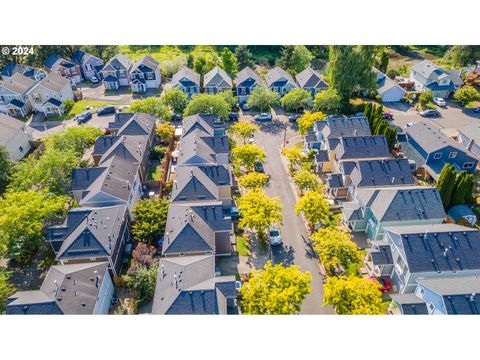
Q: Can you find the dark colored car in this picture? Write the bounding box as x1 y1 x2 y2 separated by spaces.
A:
420 109 440 118
289 114 301 122
254 161 265 173
228 113 239 121
383 112 394 120
97 105 116 116
76 111 92 124
225 207 242 220
472 107 480 113
370 276 392 292
254 113 272 122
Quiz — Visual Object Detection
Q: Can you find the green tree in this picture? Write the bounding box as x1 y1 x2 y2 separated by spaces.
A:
221 47 238 76
227 122 258 144
238 172 270 190
292 169 320 195
451 170 469 206
454 85 480 106
235 45 255 71
216 90 237 109
193 54 218 76
294 190 332 227
312 88 342 114
240 261 312 314
44 126 103 157
131 198 170 244
183 93 230 120
464 174 476 204
384 126 398 151
324 276 385 315
448 46 480 67
436 163 457 207
311 227 363 276
297 111 326 136
0 190 69 264
232 144 266 172
280 88 312 112
327 45 376 101
156 123 175 142
130 97 171 120
246 87 280 112
278 46 313 75
162 88 188 114
281 146 306 172
375 48 389 73
238 190 283 240
419 90 434 107
0 268 14 314
0 146 12 194
123 262 158 306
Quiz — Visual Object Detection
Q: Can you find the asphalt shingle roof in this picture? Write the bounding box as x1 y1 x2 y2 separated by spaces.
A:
0 72 35 94
295 67 328 89
172 66 200 87
0 114 29 145
204 66 232 88
265 66 297 88
321 115 371 140
235 66 263 87
334 135 390 161
348 158 414 188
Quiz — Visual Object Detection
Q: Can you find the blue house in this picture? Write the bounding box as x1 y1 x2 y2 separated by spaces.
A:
343 186 445 241
402 120 478 181
235 66 263 104
265 66 297 96
171 66 200 97
71 50 104 82
295 67 328 97
203 66 232 94
369 224 480 294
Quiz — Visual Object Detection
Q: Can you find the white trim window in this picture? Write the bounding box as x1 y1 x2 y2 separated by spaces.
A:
448 152 457 158
428 303 435 313
433 152 442 160
463 162 475 169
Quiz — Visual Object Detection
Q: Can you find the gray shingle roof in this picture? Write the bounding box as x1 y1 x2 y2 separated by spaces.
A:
368 243 393 265
327 173 344 189
93 134 150 165
0 72 35 93
265 66 297 88
203 66 232 88
357 186 445 222
321 115 371 140
418 276 480 296
335 135 390 161
348 158 414 188
7 262 109 315
411 60 443 79
102 54 133 72
0 114 30 145
181 113 225 137
391 294 429 315
373 67 406 96
35 72 70 92
315 150 329 163
295 67 328 89
384 224 480 273
131 55 159 73
458 124 480 144
152 255 236 314
235 66 263 87
178 130 229 166
172 66 200 87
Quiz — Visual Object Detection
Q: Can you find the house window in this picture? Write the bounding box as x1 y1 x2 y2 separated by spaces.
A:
433 152 442 160
448 152 457 158
146 73 154 80
419 287 425 298
463 162 475 169
428 303 435 313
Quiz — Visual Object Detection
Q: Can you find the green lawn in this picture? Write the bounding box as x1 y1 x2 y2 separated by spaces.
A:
68 100 120 118
236 235 249 256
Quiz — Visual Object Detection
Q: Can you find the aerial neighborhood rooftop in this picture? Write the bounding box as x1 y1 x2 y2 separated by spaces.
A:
1 45 480 316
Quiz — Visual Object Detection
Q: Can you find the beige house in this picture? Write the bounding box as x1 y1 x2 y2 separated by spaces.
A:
0 73 35 118
27 72 74 116
0 113 32 161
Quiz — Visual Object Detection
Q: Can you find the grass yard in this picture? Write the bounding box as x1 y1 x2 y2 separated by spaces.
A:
236 235 250 256
68 100 120 118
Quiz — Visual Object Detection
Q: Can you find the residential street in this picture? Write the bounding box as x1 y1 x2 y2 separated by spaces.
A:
248 113 335 314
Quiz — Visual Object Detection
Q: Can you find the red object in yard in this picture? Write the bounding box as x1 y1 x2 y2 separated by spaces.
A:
383 112 394 120
103 128 112 135
370 276 392 292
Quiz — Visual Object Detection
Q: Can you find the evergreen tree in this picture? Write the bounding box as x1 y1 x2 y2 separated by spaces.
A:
221 47 238 76
464 174 476 204
364 102 373 120
436 164 457 207
235 45 255 71
451 171 469 206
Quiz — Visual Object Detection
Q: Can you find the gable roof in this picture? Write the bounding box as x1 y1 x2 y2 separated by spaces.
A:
204 66 232 88
385 224 480 274
34 72 70 92
131 55 159 73
152 255 236 314
0 72 35 94
235 66 263 87
48 205 127 261
71 50 102 66
181 114 225 137
334 135 390 161
458 124 480 144
295 67 328 89
101 54 133 72
178 130 229 166
44 54 61 69
373 67 406 96
93 134 149 165
320 115 372 140
391 294 429 315
347 158 414 188
0 114 30 145
357 186 445 222
172 66 200 87
7 262 109 315
108 112 156 135
265 66 297 88
411 60 445 80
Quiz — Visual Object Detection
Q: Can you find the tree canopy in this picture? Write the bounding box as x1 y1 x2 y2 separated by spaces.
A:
232 144 266 172
44 126 103 157
436 163 457 207
183 93 231 120
238 171 270 190
0 146 12 194
162 88 188 114
448 46 480 67
131 198 170 244
292 169 320 195
0 268 14 314
294 190 332 226
246 87 280 112
297 111 326 136
156 123 175 142
221 47 238 76
235 45 255 71
281 146 306 172
312 88 342 114
278 45 313 75
238 190 283 239
240 261 312 314
454 85 480 106
227 122 258 144
280 88 312 112
324 276 385 315
130 97 171 120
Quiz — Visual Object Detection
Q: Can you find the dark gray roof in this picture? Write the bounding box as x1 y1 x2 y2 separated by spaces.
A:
172 66 200 87
102 54 133 72
295 67 328 89
315 150 329 163
447 205 476 221
348 158 414 188
391 294 429 315
385 224 480 273
368 243 393 265
357 186 445 222
335 135 390 161
131 55 159 74
181 114 225 138
321 115 371 140
327 173 344 189
7 262 109 315
342 202 363 222
178 130 229 166
93 134 150 165
265 66 297 88
47 205 127 261
235 66 263 87
152 255 236 315
113 113 156 136
203 66 232 88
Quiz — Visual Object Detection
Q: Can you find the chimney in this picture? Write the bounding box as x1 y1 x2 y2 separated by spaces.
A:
391 176 395 185
190 169 193 177
174 273 178 289
161 264 165 277
468 139 475 151
54 280 59 296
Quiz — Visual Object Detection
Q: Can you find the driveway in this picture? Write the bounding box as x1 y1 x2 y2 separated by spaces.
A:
78 82 161 103
247 112 334 314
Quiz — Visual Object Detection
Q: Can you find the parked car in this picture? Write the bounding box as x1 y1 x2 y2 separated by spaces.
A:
383 112 393 120
254 113 272 122
370 276 392 292
241 103 251 111
289 114 301 122
420 109 440 118
433 97 446 107
254 161 265 173
471 107 480 113
118 105 129 112
268 227 282 246
97 105 116 116
228 113 239 121
90 76 99 84
225 207 242 220
246 136 255 144
406 122 414 127
76 111 92 124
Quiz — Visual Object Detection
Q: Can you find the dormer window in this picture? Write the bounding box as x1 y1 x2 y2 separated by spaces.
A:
448 152 457 159
433 152 442 160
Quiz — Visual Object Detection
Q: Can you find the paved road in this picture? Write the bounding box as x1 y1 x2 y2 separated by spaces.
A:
249 114 334 314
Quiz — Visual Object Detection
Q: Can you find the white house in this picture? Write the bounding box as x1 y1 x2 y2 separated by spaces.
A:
374 67 406 102
129 55 161 93
410 60 461 98
0 113 32 161
265 66 298 96
0 73 35 117
27 72 74 115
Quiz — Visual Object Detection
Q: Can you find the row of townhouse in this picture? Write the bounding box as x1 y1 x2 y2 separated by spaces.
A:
305 114 480 315
171 65 328 103
151 114 238 315
6 112 157 315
